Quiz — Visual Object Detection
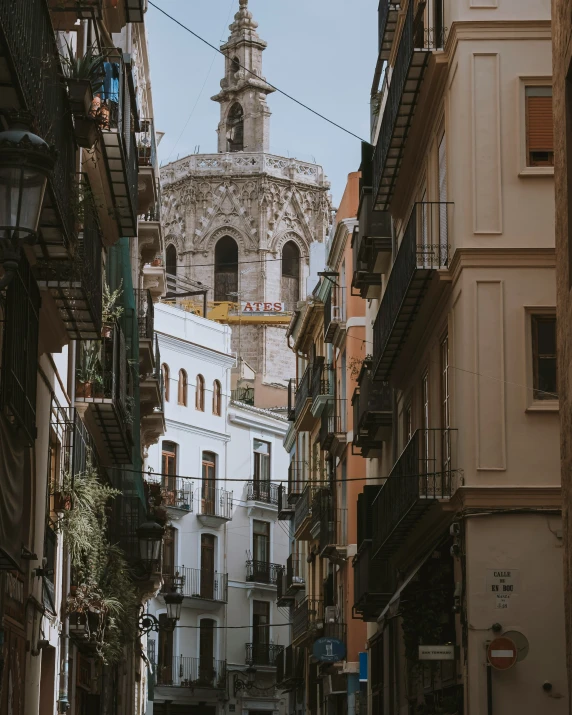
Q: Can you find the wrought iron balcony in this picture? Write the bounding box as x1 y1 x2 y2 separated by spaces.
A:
247 481 279 505
294 364 313 424
136 288 155 374
197 487 233 526
140 336 165 444
318 501 347 560
139 199 163 264
357 485 382 551
294 484 321 540
245 643 284 667
74 323 133 464
353 365 392 456
373 202 452 381
286 554 305 593
287 378 296 421
324 286 346 343
319 400 347 453
232 386 255 405
373 1 443 210
155 656 226 689
353 543 395 621
378 1 400 60
36 176 103 340
246 560 281 585
352 187 393 298
287 461 306 503
163 566 228 603
109 493 147 567
137 117 158 214
311 358 334 405
277 485 294 520
372 429 459 559
292 597 324 645
146 474 193 518
276 645 304 688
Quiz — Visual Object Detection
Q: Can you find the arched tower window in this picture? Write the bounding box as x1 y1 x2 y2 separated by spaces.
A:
226 102 244 152
196 374 205 411
214 236 238 302
166 244 177 292
162 364 170 402
178 369 188 406
213 380 222 416
231 56 240 75
282 241 301 306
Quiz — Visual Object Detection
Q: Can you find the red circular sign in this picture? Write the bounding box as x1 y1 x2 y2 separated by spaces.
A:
487 637 517 670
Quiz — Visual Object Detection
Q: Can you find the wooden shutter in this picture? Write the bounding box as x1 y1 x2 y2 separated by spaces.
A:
527 94 554 152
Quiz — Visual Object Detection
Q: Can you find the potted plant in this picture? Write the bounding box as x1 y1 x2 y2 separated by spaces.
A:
101 279 124 338
76 340 103 398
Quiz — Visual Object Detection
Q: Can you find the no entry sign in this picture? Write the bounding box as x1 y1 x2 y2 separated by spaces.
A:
487 637 517 670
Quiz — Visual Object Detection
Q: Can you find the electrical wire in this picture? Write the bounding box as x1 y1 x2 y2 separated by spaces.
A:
160 255 309 271
173 623 292 629
147 1 366 143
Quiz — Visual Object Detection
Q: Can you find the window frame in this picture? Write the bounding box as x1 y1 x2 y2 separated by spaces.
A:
162 364 170 402
196 374 205 411
212 380 222 416
525 307 558 411
178 369 188 406
518 77 554 177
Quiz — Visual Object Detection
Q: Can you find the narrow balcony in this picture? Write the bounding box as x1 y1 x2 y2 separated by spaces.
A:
378 1 400 61
276 645 304 689
232 386 255 405
287 378 296 421
137 117 158 213
324 286 346 344
311 358 333 417
372 202 452 381
245 643 284 667
74 324 133 464
155 656 226 690
36 176 103 340
163 567 228 605
353 364 392 456
319 401 347 454
141 337 166 448
246 481 279 508
352 188 393 299
292 597 324 646
287 461 306 503
136 288 155 374
146 475 193 520
138 200 163 265
318 502 347 563
246 560 281 586
286 554 305 594
373 0 444 210
294 484 320 541
353 543 395 621
293 364 314 428
197 487 233 527
276 567 290 606
142 256 167 301
277 485 294 521
372 428 459 559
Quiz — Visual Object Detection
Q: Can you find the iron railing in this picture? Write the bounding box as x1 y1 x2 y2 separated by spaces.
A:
357 485 382 551
372 428 458 557
48 405 98 494
0 0 76 245
146 473 193 512
165 566 228 602
287 379 296 421
138 117 157 169
293 597 324 643
320 400 347 450
319 503 347 553
108 493 146 565
277 644 303 686
231 386 255 405
246 561 281 585
247 481 279 505
311 359 333 402
378 1 400 57
136 288 154 341
155 656 226 689
324 286 346 341
245 643 284 667
373 203 451 378
294 364 313 421
0 255 40 445
277 484 294 519
286 554 305 592
353 543 395 621
294 483 320 535
355 370 391 429
197 487 233 520
288 461 306 502
139 199 161 223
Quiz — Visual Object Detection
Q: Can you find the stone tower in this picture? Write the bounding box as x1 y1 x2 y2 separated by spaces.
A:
160 0 331 392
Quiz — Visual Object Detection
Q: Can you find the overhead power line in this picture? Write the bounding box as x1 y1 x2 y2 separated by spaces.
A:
148 1 367 143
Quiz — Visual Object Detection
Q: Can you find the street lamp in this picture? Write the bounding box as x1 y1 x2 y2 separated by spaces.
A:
136 519 165 571
0 112 55 288
164 590 184 622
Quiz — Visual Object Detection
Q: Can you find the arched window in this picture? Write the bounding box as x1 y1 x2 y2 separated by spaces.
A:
212 380 222 416
178 369 188 406
226 102 244 152
231 56 240 75
162 364 170 402
282 240 300 306
166 244 177 294
214 236 238 302
196 374 205 411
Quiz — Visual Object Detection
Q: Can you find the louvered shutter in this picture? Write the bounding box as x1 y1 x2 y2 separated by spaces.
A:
526 88 554 165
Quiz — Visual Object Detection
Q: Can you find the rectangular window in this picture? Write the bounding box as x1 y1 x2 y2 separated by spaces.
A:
253 520 270 563
162 442 177 494
526 86 554 167
202 451 216 514
532 315 557 400
253 600 270 665
253 440 271 484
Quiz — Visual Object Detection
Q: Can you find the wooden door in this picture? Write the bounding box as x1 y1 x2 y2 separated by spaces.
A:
158 614 173 684
200 534 215 599
199 619 215 684
201 452 216 515
253 600 270 664
162 442 177 503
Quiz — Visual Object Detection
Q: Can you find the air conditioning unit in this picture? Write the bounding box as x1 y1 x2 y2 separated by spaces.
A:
324 606 337 624
323 673 346 696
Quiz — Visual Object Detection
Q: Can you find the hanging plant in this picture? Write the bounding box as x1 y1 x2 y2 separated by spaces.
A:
101 274 124 333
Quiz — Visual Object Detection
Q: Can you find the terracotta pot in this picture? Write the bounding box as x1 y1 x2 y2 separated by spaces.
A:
152 258 162 267
76 381 92 399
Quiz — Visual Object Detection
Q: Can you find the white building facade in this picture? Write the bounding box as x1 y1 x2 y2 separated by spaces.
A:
145 303 290 715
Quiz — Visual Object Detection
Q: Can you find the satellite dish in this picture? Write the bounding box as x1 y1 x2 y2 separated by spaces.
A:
503 630 530 662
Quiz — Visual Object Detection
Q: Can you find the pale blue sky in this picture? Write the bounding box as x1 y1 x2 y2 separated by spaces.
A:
147 0 378 204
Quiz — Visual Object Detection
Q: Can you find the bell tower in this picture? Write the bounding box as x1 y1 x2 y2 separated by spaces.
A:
212 0 274 153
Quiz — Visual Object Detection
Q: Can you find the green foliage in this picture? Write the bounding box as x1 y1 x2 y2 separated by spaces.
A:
102 275 124 325
60 40 105 92
76 340 103 386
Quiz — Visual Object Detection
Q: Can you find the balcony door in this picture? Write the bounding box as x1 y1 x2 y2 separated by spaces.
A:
163 526 175 578
158 613 173 685
201 452 216 515
253 439 270 500
253 600 270 664
253 520 270 582
199 618 215 685
200 533 215 599
161 441 177 503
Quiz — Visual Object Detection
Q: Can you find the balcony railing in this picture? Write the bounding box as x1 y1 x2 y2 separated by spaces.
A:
164 566 228 602
293 597 324 644
155 656 226 689
372 428 458 559
277 484 294 520
288 461 306 502
197 487 233 521
373 202 452 380
352 187 393 297
146 474 193 513
353 543 395 621
357 485 382 551
0 255 40 445
286 554 305 592
138 117 157 169
319 503 347 556
294 364 313 422
294 483 321 538
231 386 255 405
136 288 154 341
353 367 392 455
247 481 279 505
324 286 346 343
277 644 304 687
378 1 400 60
311 358 333 403
373 1 433 210
246 560 281 585
320 400 347 452
245 643 284 667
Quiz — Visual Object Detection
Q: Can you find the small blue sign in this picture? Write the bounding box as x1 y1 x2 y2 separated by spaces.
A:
359 652 368 682
313 637 347 663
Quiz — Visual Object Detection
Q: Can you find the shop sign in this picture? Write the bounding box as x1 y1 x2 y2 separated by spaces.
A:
241 301 286 313
418 645 456 661
486 569 519 610
313 637 347 663
359 651 368 682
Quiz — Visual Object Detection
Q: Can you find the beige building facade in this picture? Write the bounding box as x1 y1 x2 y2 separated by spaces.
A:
352 1 565 713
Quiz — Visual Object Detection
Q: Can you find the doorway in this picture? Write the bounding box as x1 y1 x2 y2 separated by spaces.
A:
200 533 215 599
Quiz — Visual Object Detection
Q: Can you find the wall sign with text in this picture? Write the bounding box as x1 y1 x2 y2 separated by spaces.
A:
241 301 286 313
486 568 519 609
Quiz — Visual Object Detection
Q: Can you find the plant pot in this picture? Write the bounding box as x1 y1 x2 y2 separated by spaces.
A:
101 324 112 339
76 381 93 399
66 78 93 116
73 116 98 149
53 491 72 512
151 259 162 267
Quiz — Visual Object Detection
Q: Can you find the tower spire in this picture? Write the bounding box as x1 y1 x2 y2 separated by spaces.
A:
212 0 274 153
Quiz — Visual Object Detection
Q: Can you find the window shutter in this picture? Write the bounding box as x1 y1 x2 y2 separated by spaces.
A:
527 95 554 152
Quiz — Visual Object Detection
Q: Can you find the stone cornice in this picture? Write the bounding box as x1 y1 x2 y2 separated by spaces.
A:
444 485 561 512
444 247 556 287
228 406 288 436
157 332 236 367
327 219 357 271
164 418 231 442
446 21 551 64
